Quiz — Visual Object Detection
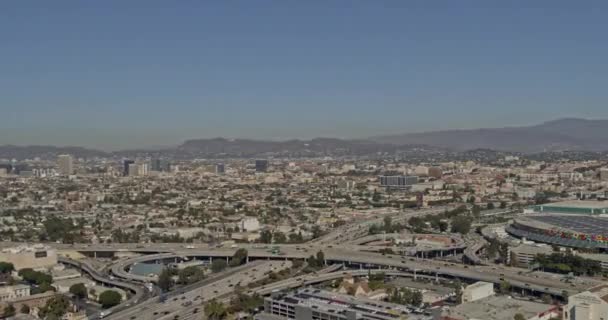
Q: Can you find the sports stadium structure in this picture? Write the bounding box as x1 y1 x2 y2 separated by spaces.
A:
507 214 608 251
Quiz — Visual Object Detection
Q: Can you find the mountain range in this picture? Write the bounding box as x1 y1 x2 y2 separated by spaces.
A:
370 118 608 153
1 118 607 159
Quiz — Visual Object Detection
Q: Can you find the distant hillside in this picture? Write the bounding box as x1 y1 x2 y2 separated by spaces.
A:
0 145 109 160
176 137 434 158
370 118 608 153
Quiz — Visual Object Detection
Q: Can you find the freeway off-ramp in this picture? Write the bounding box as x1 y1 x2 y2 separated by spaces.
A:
3 206 600 319
100 244 599 297
107 260 292 320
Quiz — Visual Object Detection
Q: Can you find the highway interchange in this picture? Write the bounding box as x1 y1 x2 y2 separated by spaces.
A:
5 206 603 319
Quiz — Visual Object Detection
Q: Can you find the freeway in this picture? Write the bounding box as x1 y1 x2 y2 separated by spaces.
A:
104 244 600 297
110 260 292 320
312 207 455 245
58 257 148 320
249 269 436 296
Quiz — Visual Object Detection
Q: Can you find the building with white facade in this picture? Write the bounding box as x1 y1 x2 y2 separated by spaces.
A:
241 217 261 232
461 281 494 303
57 154 73 176
564 285 608 320
0 244 58 270
0 284 30 302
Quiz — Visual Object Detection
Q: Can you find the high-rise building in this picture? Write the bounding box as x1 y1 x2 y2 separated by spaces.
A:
0 164 12 175
151 158 162 172
255 160 268 172
123 159 135 176
138 163 149 176
57 155 73 176
216 163 225 174
128 163 139 177
379 175 418 188
428 166 443 179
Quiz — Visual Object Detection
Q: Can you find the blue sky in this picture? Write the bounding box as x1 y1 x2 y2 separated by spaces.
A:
1 1 607 150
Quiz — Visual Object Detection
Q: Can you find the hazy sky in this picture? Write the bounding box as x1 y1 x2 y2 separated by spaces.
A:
2 1 608 150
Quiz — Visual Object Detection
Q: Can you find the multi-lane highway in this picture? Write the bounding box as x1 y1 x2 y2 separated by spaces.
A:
98 243 599 297
108 260 292 320
6 206 598 319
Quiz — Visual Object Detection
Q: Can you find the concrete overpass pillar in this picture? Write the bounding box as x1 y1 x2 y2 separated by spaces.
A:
246 256 250 263
414 270 417 280
94 252 97 259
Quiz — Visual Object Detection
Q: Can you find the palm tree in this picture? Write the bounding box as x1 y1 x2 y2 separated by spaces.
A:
204 299 227 320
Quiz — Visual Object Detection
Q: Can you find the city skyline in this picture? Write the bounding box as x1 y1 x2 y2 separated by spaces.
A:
2 1 608 149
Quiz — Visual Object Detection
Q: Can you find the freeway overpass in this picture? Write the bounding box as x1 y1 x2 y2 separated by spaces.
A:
101 244 598 297
58 257 148 320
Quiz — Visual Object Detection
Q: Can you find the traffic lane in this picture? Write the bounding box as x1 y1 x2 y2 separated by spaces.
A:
126 261 292 320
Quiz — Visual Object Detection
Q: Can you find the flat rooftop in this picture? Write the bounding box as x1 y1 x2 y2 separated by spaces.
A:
540 200 608 210
527 215 608 235
443 296 556 320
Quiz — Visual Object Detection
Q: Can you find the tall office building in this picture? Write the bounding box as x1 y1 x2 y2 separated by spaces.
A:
128 163 139 177
379 175 418 188
255 160 268 172
0 164 12 175
123 159 135 176
57 155 73 176
138 163 149 176
151 158 162 172
216 163 225 174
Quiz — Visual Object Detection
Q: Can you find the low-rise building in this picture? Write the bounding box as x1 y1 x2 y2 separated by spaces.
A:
0 284 30 302
0 244 58 271
461 281 494 303
259 288 414 320
509 244 552 268
442 296 559 320
563 284 608 320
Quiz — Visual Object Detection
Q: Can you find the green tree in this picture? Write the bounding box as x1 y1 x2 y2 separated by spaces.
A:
450 216 472 234
383 216 393 232
3 304 15 317
411 290 423 306
20 304 30 314
486 202 495 210
273 231 287 244
205 299 227 320
288 232 304 243
157 268 174 292
18 269 52 287
229 293 264 313
500 280 511 294
260 230 273 244
211 259 228 273
500 201 507 209
230 248 248 267
177 266 205 285
513 314 526 320
39 295 70 319
0 262 15 274
69 283 87 300
311 225 323 239
99 290 122 309
316 251 325 266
